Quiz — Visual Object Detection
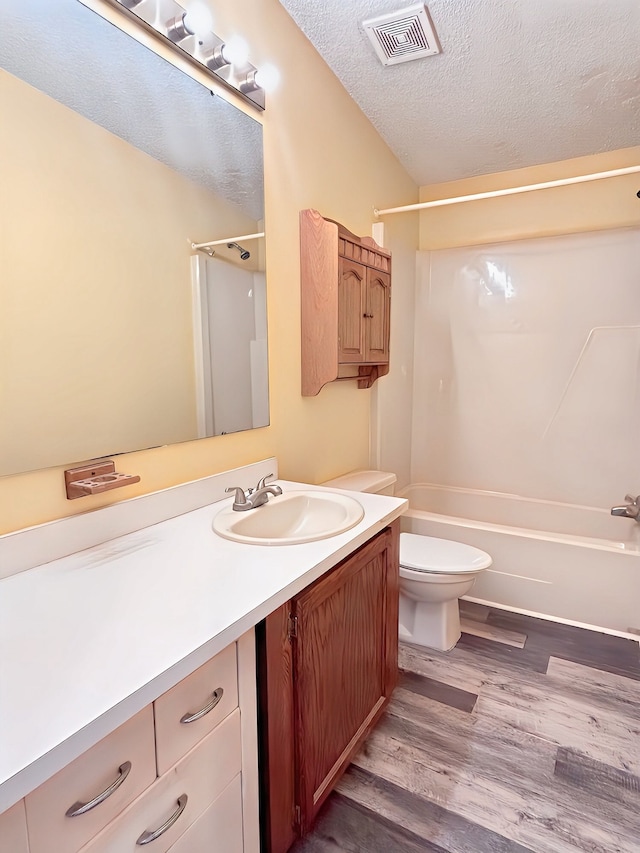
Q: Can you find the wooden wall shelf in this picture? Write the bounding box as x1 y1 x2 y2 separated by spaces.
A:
300 209 391 396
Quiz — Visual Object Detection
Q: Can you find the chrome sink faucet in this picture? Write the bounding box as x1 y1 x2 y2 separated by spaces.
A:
611 494 640 521
226 474 283 511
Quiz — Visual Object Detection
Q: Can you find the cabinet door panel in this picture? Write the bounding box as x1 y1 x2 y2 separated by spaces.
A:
337 258 365 362
365 269 390 363
154 641 238 775
25 706 156 853
293 528 394 825
0 800 29 853
258 523 399 851
166 774 243 853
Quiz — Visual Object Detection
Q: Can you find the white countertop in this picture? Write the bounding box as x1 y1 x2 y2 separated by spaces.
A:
0 475 406 812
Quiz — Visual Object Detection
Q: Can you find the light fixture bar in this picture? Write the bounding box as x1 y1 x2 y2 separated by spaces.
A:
96 0 266 110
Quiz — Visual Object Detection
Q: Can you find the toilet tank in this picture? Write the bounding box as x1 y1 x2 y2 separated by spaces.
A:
321 470 397 496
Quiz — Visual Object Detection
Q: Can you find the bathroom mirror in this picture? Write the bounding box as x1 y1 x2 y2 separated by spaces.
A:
0 0 268 478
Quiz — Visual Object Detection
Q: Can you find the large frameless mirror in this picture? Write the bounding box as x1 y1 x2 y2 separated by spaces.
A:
0 0 268 477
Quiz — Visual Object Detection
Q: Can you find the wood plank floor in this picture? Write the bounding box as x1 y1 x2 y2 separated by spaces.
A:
291 604 640 853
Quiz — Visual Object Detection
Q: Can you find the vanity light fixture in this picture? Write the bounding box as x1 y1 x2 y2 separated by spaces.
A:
182 3 214 37
205 35 250 69
166 11 193 44
204 36 248 71
241 63 281 94
104 0 269 109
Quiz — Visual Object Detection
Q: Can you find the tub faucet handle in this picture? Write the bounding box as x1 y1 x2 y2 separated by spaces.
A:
624 494 640 505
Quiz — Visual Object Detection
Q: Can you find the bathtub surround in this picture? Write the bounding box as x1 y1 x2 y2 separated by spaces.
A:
411 227 640 509
293 605 640 853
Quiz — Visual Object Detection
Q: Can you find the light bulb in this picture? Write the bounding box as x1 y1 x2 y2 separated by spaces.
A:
221 36 249 67
183 2 214 37
254 63 280 92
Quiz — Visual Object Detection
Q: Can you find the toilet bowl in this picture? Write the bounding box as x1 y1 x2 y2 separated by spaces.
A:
321 470 492 651
398 532 491 651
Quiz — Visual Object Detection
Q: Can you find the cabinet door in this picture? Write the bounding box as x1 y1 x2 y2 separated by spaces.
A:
154 642 238 775
293 525 399 830
25 706 156 853
337 258 366 363
0 800 29 853
165 775 243 853
364 268 390 363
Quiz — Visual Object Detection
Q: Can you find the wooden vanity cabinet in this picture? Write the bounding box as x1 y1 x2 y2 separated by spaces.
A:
301 209 391 395
257 521 400 853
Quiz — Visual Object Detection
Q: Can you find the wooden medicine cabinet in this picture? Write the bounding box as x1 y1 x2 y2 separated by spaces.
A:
300 209 391 396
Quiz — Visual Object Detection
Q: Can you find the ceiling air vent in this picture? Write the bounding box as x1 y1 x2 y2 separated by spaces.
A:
363 3 441 66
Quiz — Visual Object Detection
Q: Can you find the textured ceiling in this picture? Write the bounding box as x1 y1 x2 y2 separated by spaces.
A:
1 0 264 221
279 0 640 185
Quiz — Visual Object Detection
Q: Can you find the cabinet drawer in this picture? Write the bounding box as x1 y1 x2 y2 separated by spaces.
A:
79 708 242 853
0 800 29 853
25 706 156 853
154 642 238 774
167 774 243 853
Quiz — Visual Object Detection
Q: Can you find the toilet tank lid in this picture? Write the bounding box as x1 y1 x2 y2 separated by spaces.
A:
321 470 397 493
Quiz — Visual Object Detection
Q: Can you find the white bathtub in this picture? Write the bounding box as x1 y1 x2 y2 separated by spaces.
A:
398 484 640 636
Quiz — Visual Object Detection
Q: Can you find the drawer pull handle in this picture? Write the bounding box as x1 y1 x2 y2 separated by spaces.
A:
65 761 132 817
180 687 224 724
136 794 188 845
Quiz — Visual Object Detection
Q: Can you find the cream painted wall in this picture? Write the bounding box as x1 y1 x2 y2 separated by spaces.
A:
419 147 640 250
0 0 417 535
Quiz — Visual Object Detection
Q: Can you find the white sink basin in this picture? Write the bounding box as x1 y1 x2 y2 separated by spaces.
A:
212 490 365 545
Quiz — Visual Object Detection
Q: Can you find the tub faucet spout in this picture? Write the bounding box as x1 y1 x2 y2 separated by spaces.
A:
611 494 640 520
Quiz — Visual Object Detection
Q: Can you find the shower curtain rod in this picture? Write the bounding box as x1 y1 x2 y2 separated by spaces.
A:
191 231 265 250
373 165 640 217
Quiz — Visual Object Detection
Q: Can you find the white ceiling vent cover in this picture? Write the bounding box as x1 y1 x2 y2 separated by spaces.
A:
363 3 441 66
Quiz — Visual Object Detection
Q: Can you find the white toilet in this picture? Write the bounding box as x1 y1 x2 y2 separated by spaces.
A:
322 470 492 651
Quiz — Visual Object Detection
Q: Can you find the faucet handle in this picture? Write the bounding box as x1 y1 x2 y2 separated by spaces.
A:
256 473 275 490
225 486 250 509
624 494 640 505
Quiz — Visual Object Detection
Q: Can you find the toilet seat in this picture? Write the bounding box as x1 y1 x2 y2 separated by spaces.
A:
399 533 492 574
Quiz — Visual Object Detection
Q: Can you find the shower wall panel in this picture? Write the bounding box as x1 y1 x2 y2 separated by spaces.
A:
411 228 640 507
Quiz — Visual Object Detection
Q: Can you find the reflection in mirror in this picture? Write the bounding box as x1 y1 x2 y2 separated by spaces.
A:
0 0 268 478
